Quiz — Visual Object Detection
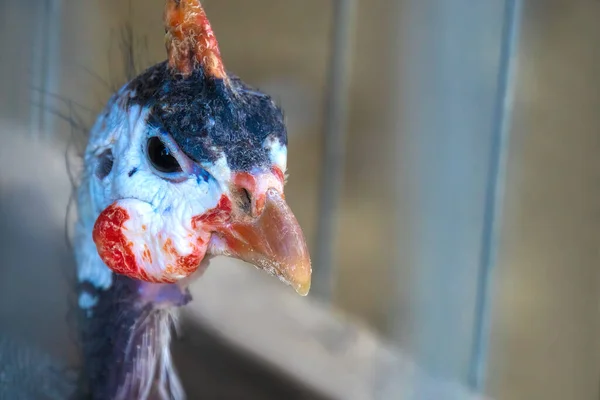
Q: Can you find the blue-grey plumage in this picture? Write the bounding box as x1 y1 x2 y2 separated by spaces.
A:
0 336 76 400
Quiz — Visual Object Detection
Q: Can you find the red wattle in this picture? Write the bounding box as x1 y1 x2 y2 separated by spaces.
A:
92 204 156 282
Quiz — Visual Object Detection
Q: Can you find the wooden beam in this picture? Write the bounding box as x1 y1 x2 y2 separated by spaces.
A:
184 259 492 400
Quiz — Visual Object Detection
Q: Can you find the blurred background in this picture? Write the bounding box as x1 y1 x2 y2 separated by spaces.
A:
1 0 599 399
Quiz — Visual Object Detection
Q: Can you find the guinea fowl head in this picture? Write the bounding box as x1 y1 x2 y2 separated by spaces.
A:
74 1 311 398
88 0 311 294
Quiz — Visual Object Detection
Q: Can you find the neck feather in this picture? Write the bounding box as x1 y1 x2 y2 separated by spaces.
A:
76 275 186 400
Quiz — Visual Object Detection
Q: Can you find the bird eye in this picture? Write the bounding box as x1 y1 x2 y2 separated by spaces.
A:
147 137 182 174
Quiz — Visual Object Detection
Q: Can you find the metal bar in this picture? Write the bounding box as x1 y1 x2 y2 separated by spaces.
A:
312 0 358 301
29 0 51 138
41 0 64 139
29 0 63 140
390 0 513 388
468 0 523 391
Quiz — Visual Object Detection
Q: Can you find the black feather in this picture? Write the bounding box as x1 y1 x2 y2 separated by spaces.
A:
126 62 287 172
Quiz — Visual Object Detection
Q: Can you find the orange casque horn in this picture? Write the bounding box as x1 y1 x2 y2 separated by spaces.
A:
164 0 226 79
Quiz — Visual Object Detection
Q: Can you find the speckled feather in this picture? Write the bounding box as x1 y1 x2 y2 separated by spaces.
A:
75 277 187 400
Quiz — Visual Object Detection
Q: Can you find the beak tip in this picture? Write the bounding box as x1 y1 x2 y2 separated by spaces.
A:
287 268 312 297
295 281 311 296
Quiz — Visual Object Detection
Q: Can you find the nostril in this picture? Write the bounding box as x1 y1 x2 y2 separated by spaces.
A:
242 188 252 204
231 172 260 216
238 188 253 215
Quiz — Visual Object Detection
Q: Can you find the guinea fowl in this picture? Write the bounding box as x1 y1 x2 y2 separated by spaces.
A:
73 0 312 398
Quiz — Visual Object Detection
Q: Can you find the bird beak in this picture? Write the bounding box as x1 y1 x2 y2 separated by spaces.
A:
211 188 312 296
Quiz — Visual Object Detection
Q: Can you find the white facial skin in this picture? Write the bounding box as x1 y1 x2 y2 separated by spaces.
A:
263 135 287 173
74 88 289 308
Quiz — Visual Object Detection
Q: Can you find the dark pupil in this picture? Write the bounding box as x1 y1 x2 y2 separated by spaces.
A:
147 137 182 173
